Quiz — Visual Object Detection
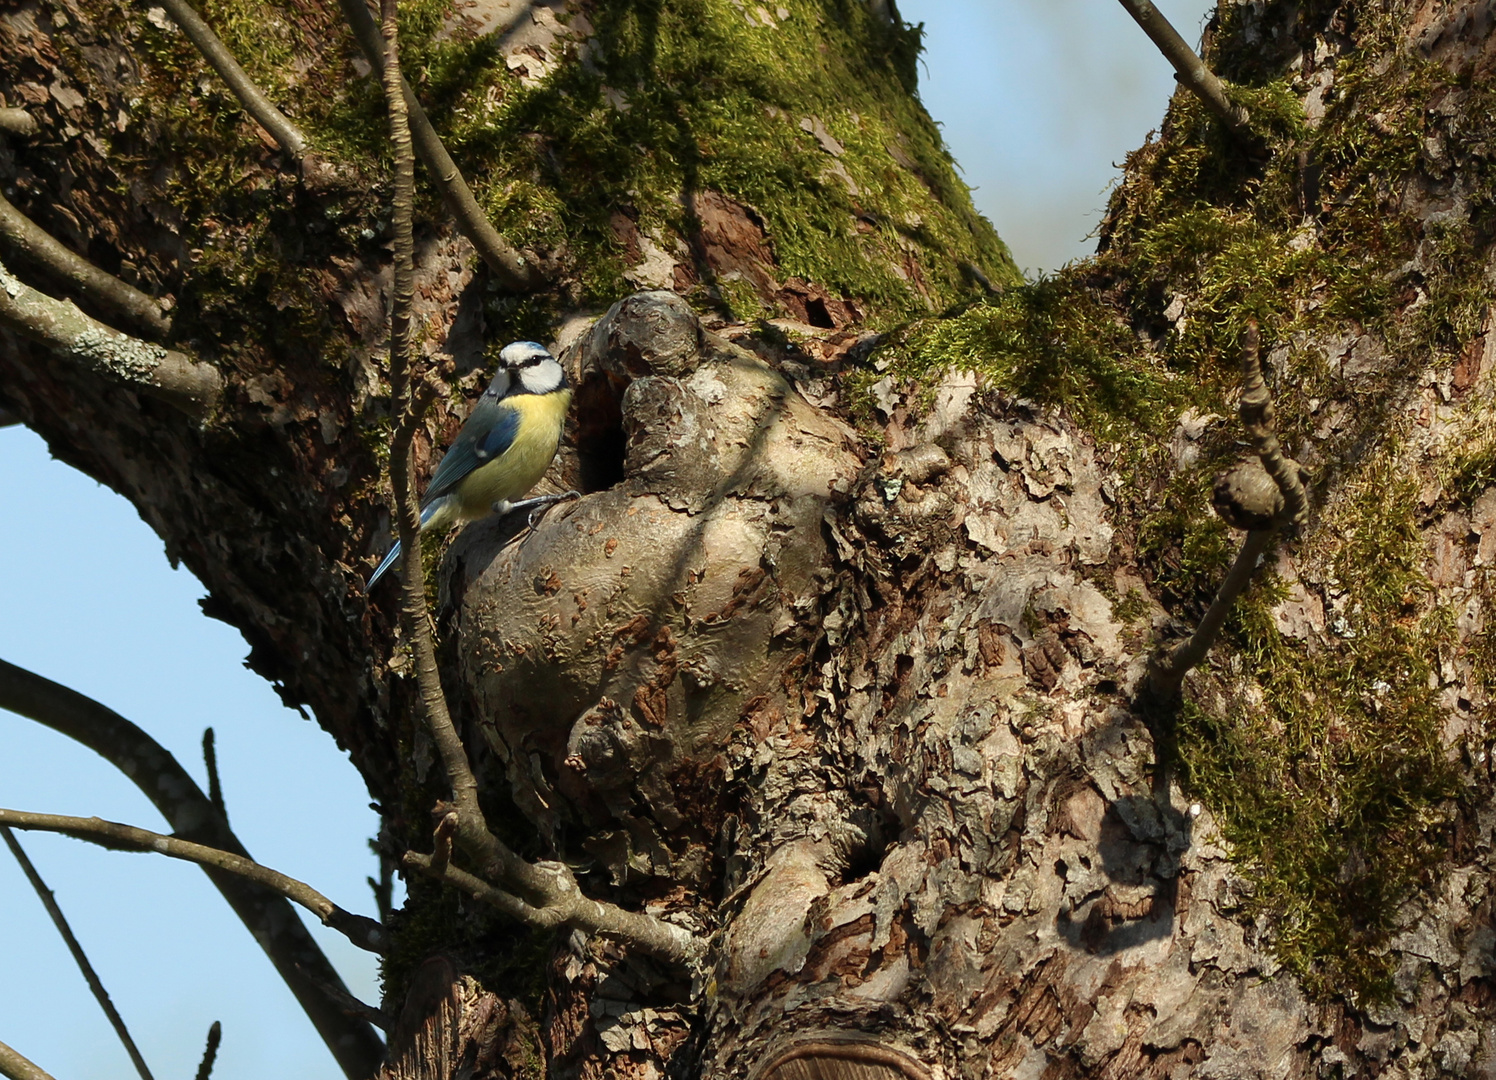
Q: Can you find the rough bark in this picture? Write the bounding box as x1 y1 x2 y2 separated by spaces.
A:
6 1 1496 1079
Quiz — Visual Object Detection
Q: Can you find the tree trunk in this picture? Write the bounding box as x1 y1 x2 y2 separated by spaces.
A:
4 0 1496 1077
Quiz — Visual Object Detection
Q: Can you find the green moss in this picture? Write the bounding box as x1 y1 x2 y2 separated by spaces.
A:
851 274 1185 436
1180 451 1462 1002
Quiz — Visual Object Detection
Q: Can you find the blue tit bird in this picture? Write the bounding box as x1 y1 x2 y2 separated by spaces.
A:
367 340 573 588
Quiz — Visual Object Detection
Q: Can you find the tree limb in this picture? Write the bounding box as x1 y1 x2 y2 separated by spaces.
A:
0 658 385 1080
1115 0 1250 132
0 257 221 421
0 809 389 954
0 1039 56 1080
153 0 309 157
337 0 548 291
0 190 172 338
403 850 701 965
0 826 155 1080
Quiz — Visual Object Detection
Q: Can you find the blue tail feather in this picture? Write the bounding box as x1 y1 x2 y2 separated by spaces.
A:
367 501 444 589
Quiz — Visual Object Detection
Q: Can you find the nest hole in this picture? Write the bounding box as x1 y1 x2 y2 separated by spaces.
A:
573 371 628 493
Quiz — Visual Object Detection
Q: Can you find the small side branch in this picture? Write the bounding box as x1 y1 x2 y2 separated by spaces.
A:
1115 0 1250 132
0 1039 56 1080
0 809 388 954
0 258 221 420
337 0 547 291
1238 322 1308 524
0 826 155 1080
154 0 308 157
0 191 172 338
1147 322 1307 699
0 108 36 137
193 1023 221 1080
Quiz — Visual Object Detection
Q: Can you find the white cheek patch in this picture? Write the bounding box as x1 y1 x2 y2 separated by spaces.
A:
519 358 563 395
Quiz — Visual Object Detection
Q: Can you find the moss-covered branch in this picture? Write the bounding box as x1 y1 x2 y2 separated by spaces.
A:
0 257 220 420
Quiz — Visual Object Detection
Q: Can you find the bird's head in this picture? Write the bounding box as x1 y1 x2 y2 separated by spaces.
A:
493 340 566 396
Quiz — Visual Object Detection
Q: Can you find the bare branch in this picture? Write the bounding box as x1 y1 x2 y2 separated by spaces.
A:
153 0 308 157
403 850 702 965
0 658 384 1079
0 809 389 953
193 1023 221 1080
0 108 36 138
0 257 221 421
337 0 548 291
1115 0 1250 132
0 826 155 1080
0 1039 56 1080
0 191 172 338
1147 527 1276 699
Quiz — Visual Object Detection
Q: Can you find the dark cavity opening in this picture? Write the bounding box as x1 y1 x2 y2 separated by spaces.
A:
573 371 628 493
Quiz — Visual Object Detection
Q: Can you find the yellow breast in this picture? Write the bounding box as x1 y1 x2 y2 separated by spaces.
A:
450 389 571 522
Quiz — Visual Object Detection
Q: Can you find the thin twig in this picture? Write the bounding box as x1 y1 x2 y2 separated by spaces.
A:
0 1038 56 1080
0 257 221 421
0 826 155 1080
0 658 384 1080
0 191 172 338
0 108 36 137
0 809 388 954
1115 0 1250 132
193 1022 221 1080
154 0 308 157
201 727 225 820
337 0 547 291
1147 528 1276 699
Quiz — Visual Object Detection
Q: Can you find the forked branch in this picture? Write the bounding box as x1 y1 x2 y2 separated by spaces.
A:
0 657 384 1080
1115 0 1250 133
0 809 388 954
0 191 172 338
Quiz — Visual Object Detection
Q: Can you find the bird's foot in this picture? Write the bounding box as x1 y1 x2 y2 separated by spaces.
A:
497 490 582 530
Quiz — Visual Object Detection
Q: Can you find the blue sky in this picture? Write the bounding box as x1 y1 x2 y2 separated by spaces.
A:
0 2 1215 1076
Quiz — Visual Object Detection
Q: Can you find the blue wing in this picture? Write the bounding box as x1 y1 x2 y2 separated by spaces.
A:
424 396 521 504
